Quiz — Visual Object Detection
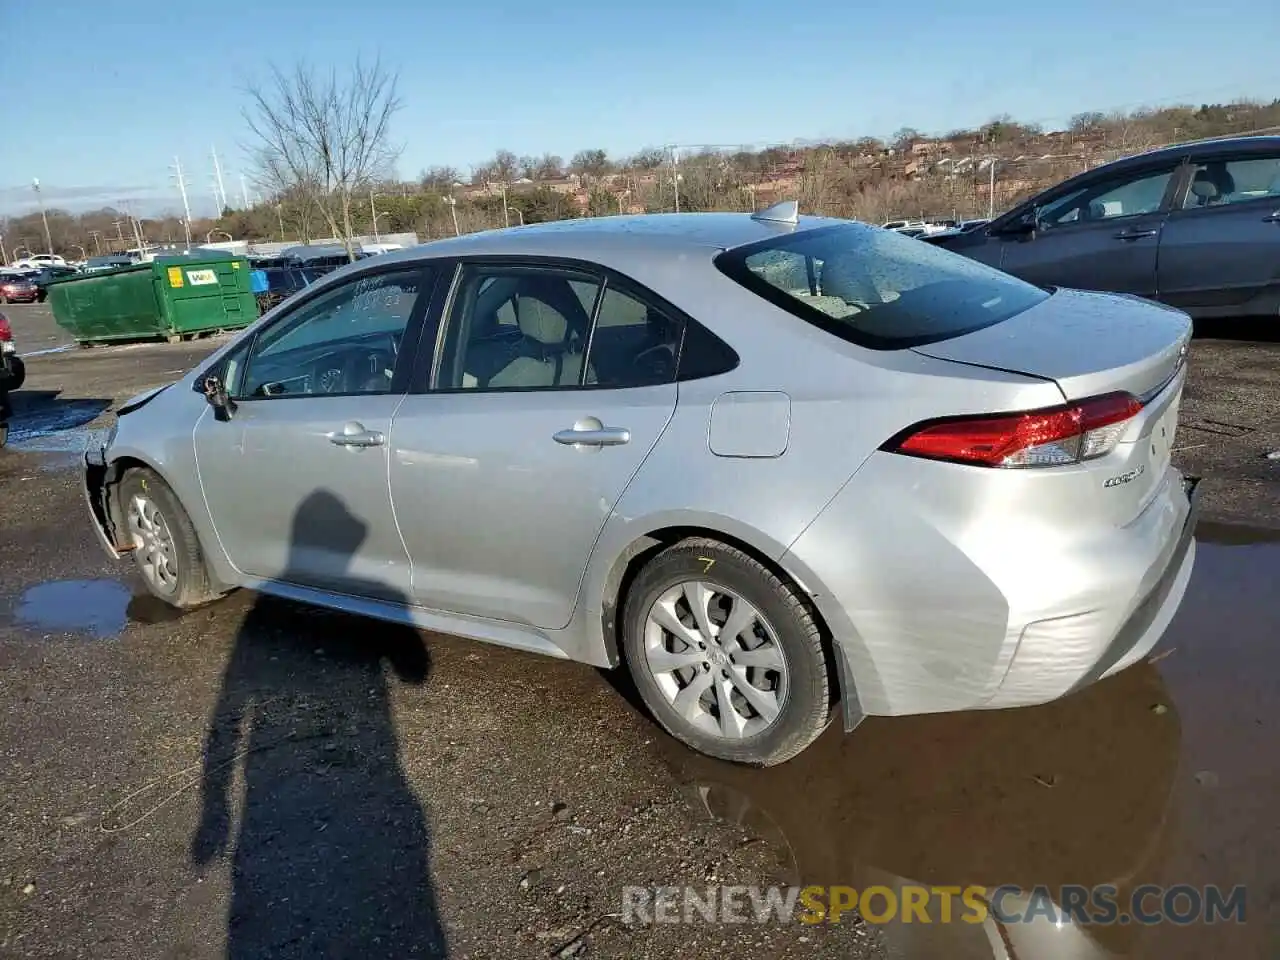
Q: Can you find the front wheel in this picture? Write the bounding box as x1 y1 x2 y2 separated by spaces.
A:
118 468 217 608
621 538 834 766
5 357 24 392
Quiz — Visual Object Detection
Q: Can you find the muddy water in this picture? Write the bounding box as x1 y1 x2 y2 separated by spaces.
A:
658 523 1279 958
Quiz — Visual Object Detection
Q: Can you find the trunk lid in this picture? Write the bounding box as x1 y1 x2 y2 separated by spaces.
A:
910 288 1191 402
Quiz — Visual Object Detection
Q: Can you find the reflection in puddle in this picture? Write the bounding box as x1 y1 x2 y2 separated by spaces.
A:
10 579 187 638
657 524 1278 958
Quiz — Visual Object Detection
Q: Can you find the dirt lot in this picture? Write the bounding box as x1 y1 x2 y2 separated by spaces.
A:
1 302 1277 958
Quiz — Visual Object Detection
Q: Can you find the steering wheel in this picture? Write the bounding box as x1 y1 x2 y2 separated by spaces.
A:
632 342 677 382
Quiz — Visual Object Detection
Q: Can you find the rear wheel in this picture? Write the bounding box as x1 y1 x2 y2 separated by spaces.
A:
119 468 217 609
621 538 834 766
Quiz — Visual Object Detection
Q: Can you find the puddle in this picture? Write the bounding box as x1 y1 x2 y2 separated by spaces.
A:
656 524 1279 958
13 579 133 638
7 579 188 638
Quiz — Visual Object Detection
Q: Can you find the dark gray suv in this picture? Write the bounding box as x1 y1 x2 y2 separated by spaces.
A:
926 135 1280 320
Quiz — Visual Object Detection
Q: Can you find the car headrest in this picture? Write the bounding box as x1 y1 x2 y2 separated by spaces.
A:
1190 169 1219 200
517 295 569 345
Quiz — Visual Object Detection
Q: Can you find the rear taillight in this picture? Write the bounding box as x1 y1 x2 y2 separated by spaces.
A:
0 314 11 342
886 392 1143 468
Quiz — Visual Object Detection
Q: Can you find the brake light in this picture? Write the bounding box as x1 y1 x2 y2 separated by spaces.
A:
887 392 1143 468
0 314 11 342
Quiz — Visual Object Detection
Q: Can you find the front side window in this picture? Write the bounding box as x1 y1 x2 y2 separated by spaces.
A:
716 223 1049 349
1181 155 1280 208
1037 167 1177 226
239 267 427 398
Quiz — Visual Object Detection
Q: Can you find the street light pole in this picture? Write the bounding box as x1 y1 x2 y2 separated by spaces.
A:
32 179 53 254
370 190 383 240
276 204 285 242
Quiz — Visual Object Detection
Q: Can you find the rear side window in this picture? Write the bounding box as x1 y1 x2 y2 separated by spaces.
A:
715 223 1049 350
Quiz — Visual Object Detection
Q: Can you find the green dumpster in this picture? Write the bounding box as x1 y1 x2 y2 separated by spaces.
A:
47 255 258 345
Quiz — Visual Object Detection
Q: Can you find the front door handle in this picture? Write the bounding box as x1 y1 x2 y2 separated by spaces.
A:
1114 227 1158 240
554 416 630 447
1262 211 1280 223
328 421 385 448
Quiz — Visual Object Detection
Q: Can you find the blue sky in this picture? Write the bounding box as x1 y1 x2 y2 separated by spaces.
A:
3 0 1277 217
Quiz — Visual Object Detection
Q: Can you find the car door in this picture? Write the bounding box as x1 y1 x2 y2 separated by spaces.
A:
1156 150 1280 314
388 259 681 630
193 264 437 599
995 161 1182 296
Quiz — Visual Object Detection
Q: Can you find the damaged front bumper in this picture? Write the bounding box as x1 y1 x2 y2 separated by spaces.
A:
83 444 125 559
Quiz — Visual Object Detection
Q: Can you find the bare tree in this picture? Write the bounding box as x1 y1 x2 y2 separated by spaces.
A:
534 153 564 180
245 57 403 260
420 166 462 193
490 149 519 184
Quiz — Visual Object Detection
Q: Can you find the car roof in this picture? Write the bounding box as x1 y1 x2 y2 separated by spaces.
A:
1091 134 1280 175
375 212 850 272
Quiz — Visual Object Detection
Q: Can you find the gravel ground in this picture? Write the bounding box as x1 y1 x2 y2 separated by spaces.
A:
1 303 1277 958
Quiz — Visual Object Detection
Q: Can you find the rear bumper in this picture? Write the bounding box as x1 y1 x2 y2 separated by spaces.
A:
788 455 1199 725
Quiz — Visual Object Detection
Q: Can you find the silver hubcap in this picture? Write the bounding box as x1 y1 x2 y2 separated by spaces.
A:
643 580 789 740
128 495 179 596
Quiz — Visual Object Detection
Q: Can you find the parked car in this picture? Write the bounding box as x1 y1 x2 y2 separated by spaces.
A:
82 255 135 273
13 253 68 270
32 264 79 301
925 135 1280 319
0 311 26 447
0 274 40 303
81 207 1197 765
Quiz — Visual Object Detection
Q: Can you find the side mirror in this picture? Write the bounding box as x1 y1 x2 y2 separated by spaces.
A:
201 374 236 421
998 208 1040 238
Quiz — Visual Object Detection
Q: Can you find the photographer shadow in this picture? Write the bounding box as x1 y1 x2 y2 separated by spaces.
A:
190 489 447 958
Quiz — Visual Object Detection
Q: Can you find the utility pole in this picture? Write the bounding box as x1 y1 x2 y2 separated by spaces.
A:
211 145 228 212
669 146 681 214
170 157 193 247
0 233 7 265
987 157 997 220
369 189 381 239
88 229 103 255
276 204 285 241
122 200 145 256
32 179 53 254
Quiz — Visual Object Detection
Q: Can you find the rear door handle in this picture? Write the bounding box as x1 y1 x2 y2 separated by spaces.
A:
554 417 630 447
328 421 385 448
1114 228 1158 240
1262 211 1280 223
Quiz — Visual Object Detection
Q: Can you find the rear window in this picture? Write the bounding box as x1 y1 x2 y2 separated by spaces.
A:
714 223 1049 350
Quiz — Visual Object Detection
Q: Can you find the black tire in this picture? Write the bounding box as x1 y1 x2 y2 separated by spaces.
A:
6 357 24 392
621 537 834 766
0 421 7 449
118 467 218 609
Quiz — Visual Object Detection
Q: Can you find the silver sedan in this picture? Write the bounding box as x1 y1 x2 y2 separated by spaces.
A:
82 204 1198 765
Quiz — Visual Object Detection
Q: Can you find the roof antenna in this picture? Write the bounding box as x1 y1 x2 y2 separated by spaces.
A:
751 199 799 224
